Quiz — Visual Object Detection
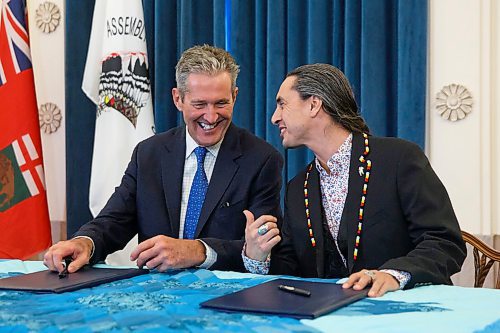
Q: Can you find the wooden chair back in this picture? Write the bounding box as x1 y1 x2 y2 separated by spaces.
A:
461 231 500 288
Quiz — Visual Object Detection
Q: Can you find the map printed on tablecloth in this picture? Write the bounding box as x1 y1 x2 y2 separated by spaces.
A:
0 269 319 332
2 269 497 333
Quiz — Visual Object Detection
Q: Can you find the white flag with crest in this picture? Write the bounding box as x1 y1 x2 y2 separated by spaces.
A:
82 0 154 265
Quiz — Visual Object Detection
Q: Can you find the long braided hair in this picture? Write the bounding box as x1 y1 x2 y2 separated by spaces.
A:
287 64 370 134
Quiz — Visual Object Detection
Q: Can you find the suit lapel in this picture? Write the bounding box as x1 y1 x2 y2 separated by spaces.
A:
340 133 365 273
161 128 186 237
195 124 242 238
307 165 325 278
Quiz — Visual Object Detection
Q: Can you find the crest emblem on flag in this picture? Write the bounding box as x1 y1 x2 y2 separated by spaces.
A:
0 134 46 212
0 151 14 208
98 52 150 127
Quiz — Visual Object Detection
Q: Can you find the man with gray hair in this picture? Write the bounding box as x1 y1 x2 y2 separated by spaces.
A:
45 45 283 273
243 63 465 297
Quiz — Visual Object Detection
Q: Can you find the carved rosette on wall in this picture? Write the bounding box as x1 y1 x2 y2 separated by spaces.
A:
35 1 61 34
39 102 62 134
435 84 473 122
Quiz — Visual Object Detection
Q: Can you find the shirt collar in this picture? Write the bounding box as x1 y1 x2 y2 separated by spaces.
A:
185 126 223 159
315 133 353 174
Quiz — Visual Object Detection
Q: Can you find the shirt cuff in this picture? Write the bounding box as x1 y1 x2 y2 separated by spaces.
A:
380 269 411 289
241 243 270 274
197 240 217 269
73 236 95 259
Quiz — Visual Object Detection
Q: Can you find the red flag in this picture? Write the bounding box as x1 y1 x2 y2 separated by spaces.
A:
0 0 51 258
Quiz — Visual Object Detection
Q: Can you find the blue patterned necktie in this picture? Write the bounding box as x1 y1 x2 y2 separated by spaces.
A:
183 146 209 239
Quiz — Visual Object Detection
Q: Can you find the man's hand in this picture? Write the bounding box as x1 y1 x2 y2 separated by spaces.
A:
342 269 400 297
243 210 280 261
43 238 93 273
130 235 206 271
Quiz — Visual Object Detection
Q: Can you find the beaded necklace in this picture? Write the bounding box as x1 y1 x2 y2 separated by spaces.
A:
303 133 371 261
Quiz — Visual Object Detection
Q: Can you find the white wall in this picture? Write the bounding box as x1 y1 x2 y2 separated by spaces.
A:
429 0 499 288
428 0 499 236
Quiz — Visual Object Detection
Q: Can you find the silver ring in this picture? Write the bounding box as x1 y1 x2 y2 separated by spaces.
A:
257 224 269 236
364 270 376 280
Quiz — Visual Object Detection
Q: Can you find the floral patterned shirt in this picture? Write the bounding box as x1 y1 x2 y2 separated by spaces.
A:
315 134 353 267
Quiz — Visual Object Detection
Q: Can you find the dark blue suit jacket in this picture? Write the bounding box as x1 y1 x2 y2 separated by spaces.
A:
75 124 283 271
270 133 466 288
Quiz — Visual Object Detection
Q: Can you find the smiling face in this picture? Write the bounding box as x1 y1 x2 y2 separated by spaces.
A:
172 72 238 147
271 76 313 149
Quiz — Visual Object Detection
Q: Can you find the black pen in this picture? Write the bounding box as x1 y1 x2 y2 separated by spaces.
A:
278 284 311 297
58 256 72 279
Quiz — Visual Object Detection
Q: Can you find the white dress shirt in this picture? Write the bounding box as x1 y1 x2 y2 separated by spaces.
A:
180 127 223 268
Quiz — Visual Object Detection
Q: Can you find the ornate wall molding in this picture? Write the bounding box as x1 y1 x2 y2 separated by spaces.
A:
435 83 473 121
39 102 62 134
35 1 61 34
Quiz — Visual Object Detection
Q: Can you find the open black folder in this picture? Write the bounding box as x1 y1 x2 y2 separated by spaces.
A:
0 266 149 293
201 278 369 319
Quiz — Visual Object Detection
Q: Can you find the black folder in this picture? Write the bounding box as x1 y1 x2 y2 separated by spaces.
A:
0 266 149 293
201 278 368 319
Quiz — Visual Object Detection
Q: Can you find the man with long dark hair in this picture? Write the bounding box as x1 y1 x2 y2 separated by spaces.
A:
243 64 466 297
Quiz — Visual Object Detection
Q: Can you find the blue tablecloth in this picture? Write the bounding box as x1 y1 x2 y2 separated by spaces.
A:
0 260 499 332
